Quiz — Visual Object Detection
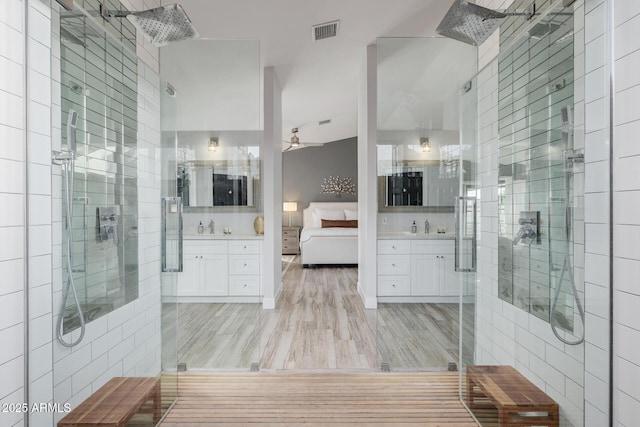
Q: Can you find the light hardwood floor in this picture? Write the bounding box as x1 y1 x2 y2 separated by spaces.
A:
170 256 472 371
160 372 478 426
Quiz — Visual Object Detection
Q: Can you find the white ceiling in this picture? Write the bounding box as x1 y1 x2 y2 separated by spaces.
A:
169 0 462 144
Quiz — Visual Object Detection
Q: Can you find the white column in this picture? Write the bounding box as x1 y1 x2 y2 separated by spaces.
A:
262 66 282 309
357 45 378 309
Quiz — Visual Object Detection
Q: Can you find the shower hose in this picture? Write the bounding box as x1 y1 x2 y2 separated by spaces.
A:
56 155 86 347
549 159 585 346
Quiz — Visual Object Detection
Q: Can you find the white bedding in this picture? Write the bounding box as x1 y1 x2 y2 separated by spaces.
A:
300 227 358 243
300 202 359 266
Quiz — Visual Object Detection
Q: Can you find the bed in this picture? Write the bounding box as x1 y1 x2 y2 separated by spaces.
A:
300 202 359 267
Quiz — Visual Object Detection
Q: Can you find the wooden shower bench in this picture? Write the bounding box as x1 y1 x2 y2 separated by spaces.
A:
467 365 559 427
58 377 160 427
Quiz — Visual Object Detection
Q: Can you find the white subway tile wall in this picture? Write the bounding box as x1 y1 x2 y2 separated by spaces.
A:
0 0 27 425
613 0 640 423
49 0 163 418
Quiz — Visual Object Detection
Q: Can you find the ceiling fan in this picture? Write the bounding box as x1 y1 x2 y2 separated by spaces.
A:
282 127 323 152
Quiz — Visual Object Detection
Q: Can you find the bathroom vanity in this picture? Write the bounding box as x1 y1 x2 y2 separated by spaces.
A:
176 235 263 302
377 234 460 302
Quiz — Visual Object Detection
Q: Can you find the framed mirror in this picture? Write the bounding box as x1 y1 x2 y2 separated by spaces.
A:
377 140 470 213
176 131 261 212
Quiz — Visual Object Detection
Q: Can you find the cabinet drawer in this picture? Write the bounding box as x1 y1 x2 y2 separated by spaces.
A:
229 276 260 296
411 239 455 254
378 240 411 255
378 276 410 296
377 255 411 275
282 236 299 245
282 244 299 252
228 240 260 254
283 229 298 237
184 240 227 254
229 255 260 275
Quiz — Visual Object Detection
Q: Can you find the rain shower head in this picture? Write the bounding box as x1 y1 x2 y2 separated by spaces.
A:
100 3 198 47
436 0 507 46
437 0 535 46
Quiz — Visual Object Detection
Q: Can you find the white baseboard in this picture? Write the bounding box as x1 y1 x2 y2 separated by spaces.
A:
377 296 459 304
357 281 378 309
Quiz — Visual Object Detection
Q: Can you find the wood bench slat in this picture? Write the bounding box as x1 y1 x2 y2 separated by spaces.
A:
58 377 160 427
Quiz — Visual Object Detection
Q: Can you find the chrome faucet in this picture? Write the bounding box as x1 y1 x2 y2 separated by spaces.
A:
208 220 215 234
424 219 430 234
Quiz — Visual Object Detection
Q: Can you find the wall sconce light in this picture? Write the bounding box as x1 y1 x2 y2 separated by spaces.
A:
208 137 218 152
420 137 430 153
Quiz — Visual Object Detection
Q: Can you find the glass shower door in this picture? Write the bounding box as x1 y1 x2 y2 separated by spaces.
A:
375 37 477 371
160 40 263 372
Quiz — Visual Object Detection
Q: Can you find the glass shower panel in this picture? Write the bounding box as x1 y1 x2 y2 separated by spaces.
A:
457 75 478 403
376 37 477 371
160 40 263 372
160 79 180 413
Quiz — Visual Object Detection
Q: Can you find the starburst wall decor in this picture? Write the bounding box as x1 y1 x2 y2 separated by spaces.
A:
320 175 356 198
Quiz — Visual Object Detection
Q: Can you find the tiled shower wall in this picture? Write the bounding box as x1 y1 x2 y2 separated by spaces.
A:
612 0 640 423
473 1 593 426
0 1 32 426
50 0 163 424
0 0 162 425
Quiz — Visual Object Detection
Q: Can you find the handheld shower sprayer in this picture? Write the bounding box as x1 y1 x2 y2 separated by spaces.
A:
54 109 85 347
67 109 78 154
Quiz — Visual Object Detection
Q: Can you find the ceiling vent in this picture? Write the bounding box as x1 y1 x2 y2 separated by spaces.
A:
312 20 340 41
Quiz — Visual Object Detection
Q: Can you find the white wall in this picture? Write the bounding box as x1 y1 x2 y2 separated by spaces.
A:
612 0 640 423
0 1 28 426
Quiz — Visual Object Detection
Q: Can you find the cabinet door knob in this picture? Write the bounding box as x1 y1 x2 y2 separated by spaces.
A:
392 263 396 267
243 263 247 267
392 284 396 288
392 245 396 249
243 284 248 288
243 245 247 249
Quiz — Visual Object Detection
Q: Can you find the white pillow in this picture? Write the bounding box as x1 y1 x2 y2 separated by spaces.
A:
313 208 345 227
344 209 358 221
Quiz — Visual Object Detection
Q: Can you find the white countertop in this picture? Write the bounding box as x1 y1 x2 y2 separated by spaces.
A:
184 234 264 240
377 232 455 240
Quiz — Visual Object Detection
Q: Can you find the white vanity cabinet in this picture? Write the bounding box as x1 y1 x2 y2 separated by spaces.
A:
377 240 411 296
377 238 460 300
411 240 458 296
178 238 262 300
228 240 261 296
179 241 228 296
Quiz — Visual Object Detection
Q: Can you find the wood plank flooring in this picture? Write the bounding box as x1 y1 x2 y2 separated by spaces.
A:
171 256 473 371
160 372 479 426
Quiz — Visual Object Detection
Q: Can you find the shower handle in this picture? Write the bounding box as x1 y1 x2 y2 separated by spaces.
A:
454 196 477 273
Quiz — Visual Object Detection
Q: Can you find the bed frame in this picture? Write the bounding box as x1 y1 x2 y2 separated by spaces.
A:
301 202 359 267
